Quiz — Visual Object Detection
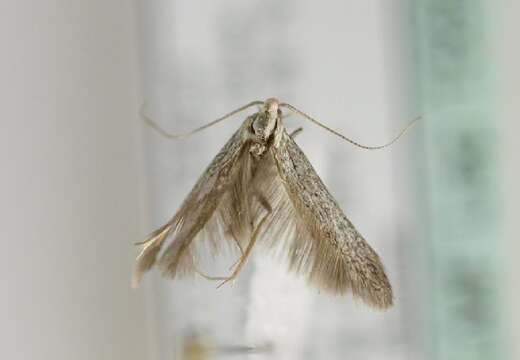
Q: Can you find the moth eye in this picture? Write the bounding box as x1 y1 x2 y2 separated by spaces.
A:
251 116 265 136
277 109 282 116
251 123 262 134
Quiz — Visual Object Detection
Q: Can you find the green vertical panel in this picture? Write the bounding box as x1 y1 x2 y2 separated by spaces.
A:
406 1 508 359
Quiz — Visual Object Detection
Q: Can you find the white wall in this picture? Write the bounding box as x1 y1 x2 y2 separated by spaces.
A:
0 2 147 359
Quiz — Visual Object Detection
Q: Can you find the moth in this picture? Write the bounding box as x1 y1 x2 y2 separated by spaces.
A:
134 98 419 310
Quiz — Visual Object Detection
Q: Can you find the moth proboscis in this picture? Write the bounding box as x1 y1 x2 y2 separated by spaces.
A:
134 98 420 310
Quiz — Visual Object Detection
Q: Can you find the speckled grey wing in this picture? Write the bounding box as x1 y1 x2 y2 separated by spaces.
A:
271 129 393 309
133 119 256 285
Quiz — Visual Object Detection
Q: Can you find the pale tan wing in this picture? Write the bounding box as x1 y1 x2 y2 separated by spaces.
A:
134 118 256 284
270 127 393 309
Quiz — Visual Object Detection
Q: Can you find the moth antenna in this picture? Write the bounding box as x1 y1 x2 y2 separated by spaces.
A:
279 103 421 150
141 100 264 140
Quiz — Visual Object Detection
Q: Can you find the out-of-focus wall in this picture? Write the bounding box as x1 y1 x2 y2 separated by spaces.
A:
0 2 147 360
495 1 520 359
405 1 512 358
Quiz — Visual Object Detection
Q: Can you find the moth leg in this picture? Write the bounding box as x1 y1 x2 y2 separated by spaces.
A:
193 268 228 281
193 234 247 281
227 237 245 271
193 230 249 281
227 191 271 272
216 213 269 288
232 236 245 256
289 127 303 138
217 194 272 288
228 256 242 272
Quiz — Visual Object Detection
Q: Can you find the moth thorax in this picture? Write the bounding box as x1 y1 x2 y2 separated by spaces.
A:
251 112 277 142
249 113 275 157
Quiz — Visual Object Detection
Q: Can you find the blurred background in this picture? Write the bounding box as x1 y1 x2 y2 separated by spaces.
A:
2 1 519 359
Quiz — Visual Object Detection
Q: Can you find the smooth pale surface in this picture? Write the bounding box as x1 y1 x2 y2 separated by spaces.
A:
0 2 147 360
496 1 520 359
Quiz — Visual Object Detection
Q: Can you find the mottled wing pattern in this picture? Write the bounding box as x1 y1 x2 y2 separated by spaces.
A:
134 113 393 309
270 127 393 309
133 118 257 284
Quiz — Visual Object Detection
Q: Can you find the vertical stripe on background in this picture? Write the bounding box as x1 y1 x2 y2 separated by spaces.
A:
406 1 508 359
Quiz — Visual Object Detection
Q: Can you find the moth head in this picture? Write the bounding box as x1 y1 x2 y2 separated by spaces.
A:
251 98 280 142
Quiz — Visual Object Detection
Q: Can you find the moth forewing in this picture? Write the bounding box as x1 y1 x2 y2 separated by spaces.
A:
134 120 253 284
271 123 393 309
135 98 399 310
